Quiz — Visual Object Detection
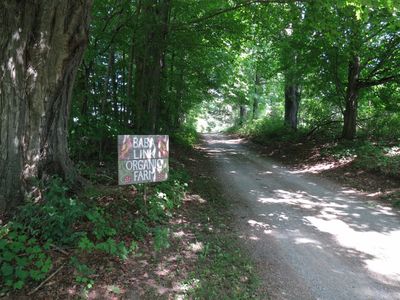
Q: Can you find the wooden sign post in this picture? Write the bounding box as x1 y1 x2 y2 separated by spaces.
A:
118 135 169 185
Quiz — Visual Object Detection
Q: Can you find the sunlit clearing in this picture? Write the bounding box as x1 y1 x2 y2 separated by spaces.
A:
195 100 235 133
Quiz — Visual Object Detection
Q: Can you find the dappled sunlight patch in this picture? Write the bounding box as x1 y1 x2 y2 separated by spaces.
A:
86 284 126 299
289 157 354 174
304 215 400 282
247 219 273 235
184 194 207 204
188 241 204 253
173 278 200 294
172 230 186 238
155 264 172 277
205 136 245 146
258 170 273 175
385 146 400 157
294 237 322 247
257 189 350 214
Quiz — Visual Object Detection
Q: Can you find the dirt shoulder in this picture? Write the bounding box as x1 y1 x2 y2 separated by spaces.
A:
239 136 400 206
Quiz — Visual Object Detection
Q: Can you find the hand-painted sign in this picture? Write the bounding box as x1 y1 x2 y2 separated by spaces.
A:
118 135 169 185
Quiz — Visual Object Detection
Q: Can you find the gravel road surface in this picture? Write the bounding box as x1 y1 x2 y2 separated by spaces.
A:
201 133 400 300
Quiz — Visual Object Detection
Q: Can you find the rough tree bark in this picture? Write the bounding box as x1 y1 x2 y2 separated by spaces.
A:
284 83 300 130
0 1 92 213
341 56 361 140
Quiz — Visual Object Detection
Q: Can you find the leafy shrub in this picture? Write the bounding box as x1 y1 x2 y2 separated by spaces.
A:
232 117 306 144
129 170 189 225
0 222 52 292
360 114 400 141
153 227 170 252
131 218 150 240
69 256 95 289
171 124 199 147
2 168 189 292
16 177 86 245
323 141 400 178
85 207 116 240
355 143 400 177
77 235 135 260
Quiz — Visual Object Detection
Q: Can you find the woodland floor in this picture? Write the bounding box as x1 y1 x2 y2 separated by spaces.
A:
13 144 260 299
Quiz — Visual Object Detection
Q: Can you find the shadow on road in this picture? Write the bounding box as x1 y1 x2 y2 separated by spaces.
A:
200 133 400 300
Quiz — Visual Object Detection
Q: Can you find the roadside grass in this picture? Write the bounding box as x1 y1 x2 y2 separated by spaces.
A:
181 147 262 299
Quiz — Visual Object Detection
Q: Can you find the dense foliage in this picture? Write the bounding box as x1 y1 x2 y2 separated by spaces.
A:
67 1 399 163
1 0 399 294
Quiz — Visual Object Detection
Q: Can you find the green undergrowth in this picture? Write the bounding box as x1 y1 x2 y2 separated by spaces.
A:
171 123 199 148
1 169 188 295
183 152 261 299
322 141 400 178
228 117 307 144
322 140 400 207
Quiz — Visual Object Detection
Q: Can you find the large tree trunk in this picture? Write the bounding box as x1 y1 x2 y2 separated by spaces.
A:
284 83 300 130
0 1 92 213
342 56 361 140
133 0 170 134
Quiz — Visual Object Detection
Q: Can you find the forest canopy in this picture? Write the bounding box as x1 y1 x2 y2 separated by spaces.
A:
0 0 399 211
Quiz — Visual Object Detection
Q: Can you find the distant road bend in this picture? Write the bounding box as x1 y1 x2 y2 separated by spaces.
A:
201 133 400 300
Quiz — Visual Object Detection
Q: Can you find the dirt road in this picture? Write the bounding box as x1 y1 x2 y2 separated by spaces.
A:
201 134 400 300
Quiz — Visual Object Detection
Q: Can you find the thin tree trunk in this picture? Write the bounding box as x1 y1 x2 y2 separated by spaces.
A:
0 0 92 213
239 105 247 125
342 55 361 140
111 51 118 120
252 71 261 119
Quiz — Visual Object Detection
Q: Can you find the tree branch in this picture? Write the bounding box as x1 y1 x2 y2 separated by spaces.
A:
362 35 400 79
173 0 307 29
358 75 399 88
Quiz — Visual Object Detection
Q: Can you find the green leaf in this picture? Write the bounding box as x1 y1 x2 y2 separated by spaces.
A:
0 239 7 250
17 235 28 243
34 260 44 268
15 257 28 267
13 281 24 290
41 258 52 273
15 269 29 280
1 263 13 277
2 251 14 262
9 241 24 252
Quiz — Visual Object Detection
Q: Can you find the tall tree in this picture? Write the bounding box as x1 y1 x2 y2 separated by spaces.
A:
0 0 92 213
133 0 171 133
303 2 400 139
